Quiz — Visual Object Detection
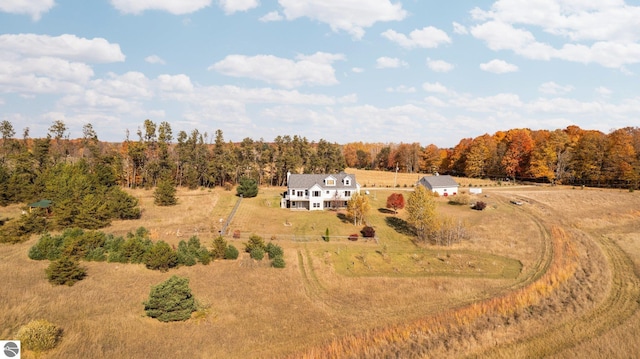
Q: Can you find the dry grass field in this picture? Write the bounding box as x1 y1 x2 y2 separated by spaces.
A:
1 169 639 358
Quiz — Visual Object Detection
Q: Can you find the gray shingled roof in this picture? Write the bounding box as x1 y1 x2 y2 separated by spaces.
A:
288 173 358 190
420 175 458 188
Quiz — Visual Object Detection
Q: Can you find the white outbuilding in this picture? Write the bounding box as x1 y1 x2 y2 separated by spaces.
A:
418 175 459 197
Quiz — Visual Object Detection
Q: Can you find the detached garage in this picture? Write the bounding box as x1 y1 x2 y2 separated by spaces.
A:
418 175 459 196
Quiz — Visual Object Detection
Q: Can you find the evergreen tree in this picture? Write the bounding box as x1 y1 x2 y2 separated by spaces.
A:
224 244 239 259
236 177 258 198
45 256 87 286
154 178 177 206
144 240 178 271
211 236 228 259
144 276 196 322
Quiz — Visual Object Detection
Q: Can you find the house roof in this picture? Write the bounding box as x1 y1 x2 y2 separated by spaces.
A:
28 199 52 208
420 175 458 189
288 173 358 190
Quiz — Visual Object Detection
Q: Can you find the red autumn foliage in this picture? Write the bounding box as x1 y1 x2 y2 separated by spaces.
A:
386 193 405 214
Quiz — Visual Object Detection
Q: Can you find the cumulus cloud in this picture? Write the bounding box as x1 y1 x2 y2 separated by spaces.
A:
259 11 282 22
480 59 518 73
110 0 211 15
219 0 259 14
470 1 640 68
453 93 523 112
156 74 194 92
91 72 154 99
278 0 407 39
595 86 612 97
351 67 364 73
538 81 574 95
0 34 126 95
145 55 166 65
376 57 407 69
209 52 344 88
0 0 54 20
386 85 416 93
381 26 451 49
422 82 448 93
427 58 454 72
0 34 125 63
452 22 468 35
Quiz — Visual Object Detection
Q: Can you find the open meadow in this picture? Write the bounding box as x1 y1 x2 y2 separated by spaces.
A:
1 170 639 358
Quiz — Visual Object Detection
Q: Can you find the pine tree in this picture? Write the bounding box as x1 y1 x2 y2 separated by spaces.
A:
45 256 87 286
154 178 177 206
144 276 196 322
144 240 178 271
236 177 258 198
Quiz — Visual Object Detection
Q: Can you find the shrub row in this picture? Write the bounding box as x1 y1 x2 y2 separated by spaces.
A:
244 234 286 268
28 227 239 272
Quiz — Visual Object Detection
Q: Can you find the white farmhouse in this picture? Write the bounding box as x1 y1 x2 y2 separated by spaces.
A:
281 172 360 210
418 174 459 196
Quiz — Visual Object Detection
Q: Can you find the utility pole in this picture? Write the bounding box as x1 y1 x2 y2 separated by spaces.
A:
394 162 399 187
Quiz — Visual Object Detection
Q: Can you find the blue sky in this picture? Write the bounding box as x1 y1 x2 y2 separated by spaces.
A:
1 0 640 147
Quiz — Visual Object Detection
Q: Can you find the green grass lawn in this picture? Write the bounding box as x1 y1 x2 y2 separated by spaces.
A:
227 187 522 280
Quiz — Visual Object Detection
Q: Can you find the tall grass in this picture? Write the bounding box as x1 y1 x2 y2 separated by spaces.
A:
294 226 578 358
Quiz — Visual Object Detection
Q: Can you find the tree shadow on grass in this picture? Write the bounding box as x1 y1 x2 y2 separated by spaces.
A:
378 208 395 214
385 217 415 236
337 213 350 224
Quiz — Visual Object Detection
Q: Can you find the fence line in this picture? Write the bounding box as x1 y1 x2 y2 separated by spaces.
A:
220 196 242 235
225 232 379 244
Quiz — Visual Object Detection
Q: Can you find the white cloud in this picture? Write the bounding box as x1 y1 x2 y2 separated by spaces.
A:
351 67 364 73
91 72 154 99
538 81 574 95
259 11 283 22
472 0 640 43
453 93 522 112
471 1 640 68
427 58 454 72
376 57 407 69
278 0 407 39
422 82 448 94
219 0 259 14
480 59 518 73
145 55 166 65
209 52 343 88
452 22 468 35
0 34 125 63
595 86 612 97
386 85 416 93
0 55 95 95
424 96 448 107
110 0 211 15
381 26 451 49
0 0 54 21
157 74 194 92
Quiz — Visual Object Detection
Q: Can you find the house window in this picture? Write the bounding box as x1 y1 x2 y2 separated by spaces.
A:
313 203 320 208
344 191 351 197
344 179 350 186
297 191 304 197
305 190 308 196
312 191 321 197
326 191 330 194
291 189 295 195
325 179 335 186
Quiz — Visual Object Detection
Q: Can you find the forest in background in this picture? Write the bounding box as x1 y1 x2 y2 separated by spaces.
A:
1 119 640 212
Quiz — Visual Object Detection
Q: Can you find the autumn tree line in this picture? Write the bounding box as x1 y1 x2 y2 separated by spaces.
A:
346 125 640 188
2 120 640 210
